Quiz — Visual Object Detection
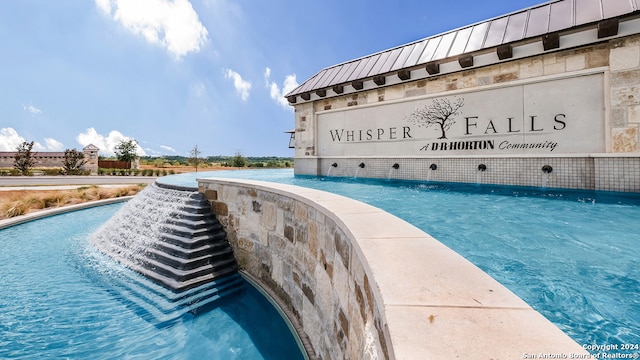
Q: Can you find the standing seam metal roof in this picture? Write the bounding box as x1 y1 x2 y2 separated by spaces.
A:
286 0 640 98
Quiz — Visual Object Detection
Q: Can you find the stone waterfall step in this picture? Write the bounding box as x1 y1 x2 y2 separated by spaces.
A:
95 261 245 326
90 181 241 305
96 241 238 291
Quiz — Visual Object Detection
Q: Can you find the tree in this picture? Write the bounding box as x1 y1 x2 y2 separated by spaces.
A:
188 145 204 172
14 141 37 176
153 157 168 168
231 152 247 167
62 149 87 175
406 97 464 139
114 139 139 162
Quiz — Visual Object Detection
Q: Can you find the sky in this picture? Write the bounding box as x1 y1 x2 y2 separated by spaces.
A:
0 0 544 158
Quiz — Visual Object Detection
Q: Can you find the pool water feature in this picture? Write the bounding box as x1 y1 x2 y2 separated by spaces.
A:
161 169 640 349
89 182 242 324
0 203 305 359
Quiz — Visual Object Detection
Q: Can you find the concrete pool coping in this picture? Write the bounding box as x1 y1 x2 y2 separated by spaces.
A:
0 197 133 229
198 177 590 359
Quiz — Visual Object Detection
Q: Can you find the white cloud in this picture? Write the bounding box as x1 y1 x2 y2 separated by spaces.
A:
96 0 208 59
44 138 64 151
22 104 42 115
0 128 27 151
143 147 163 156
76 127 147 157
95 0 112 13
264 67 298 110
32 142 46 152
160 145 176 153
264 67 271 82
224 68 251 101
0 127 48 152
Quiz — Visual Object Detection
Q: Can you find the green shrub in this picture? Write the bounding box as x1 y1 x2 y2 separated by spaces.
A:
231 152 247 167
42 168 63 175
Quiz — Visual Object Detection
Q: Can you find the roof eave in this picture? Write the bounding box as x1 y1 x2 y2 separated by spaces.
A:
285 0 640 104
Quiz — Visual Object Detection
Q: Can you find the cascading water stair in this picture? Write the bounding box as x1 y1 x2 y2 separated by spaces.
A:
93 262 245 326
89 182 243 325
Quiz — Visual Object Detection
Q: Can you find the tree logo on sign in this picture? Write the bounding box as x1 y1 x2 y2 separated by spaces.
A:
405 97 464 139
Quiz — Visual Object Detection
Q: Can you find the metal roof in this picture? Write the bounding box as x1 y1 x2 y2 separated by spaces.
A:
287 0 640 100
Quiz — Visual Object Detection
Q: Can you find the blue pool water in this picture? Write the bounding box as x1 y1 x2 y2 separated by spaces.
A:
0 204 305 360
162 169 640 348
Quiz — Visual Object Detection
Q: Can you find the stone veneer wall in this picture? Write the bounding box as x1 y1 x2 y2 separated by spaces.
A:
200 179 391 360
610 36 640 151
0 146 99 175
293 35 640 192
0 154 75 169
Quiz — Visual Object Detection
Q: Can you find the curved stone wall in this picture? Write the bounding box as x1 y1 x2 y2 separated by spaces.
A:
199 177 587 359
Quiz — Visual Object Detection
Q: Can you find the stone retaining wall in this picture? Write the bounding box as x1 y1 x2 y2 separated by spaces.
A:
201 178 391 359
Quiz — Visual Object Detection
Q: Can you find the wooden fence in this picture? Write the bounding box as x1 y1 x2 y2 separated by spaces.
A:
98 160 131 169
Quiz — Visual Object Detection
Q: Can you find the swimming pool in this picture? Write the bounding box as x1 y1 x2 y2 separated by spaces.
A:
0 203 305 359
161 169 640 348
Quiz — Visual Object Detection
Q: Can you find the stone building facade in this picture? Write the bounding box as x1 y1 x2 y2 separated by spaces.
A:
286 0 640 192
0 144 99 175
